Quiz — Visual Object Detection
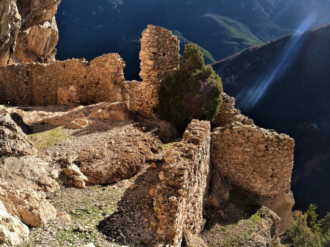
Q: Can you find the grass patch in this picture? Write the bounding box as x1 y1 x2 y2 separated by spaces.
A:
28 127 67 152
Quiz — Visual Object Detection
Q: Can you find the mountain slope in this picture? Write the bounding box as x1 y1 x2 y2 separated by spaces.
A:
55 0 330 80
212 24 330 216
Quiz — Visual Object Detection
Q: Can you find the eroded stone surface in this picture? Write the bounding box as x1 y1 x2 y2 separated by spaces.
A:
0 111 37 156
0 156 60 192
129 25 180 117
0 0 60 66
153 119 211 246
0 199 29 246
0 188 57 227
0 54 127 106
211 121 295 196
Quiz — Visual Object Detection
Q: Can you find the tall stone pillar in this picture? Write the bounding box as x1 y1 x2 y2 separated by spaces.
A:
138 25 180 117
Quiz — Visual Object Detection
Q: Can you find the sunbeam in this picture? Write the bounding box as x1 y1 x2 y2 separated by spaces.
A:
236 12 318 111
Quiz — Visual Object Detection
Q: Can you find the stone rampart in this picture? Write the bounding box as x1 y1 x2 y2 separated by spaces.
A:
0 53 128 106
152 119 210 246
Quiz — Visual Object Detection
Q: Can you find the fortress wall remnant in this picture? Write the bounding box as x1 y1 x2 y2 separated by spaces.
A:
211 93 295 234
211 122 295 197
152 119 210 246
0 53 129 106
133 25 180 117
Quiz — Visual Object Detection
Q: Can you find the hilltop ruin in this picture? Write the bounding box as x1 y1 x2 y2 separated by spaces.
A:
0 24 295 246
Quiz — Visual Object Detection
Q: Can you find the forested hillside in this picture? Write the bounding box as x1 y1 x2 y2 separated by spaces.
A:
55 0 330 80
213 24 330 216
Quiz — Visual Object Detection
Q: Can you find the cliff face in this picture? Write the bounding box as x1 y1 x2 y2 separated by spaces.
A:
0 0 60 66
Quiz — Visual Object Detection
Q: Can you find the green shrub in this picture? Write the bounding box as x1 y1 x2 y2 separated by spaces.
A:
282 211 321 247
155 43 223 132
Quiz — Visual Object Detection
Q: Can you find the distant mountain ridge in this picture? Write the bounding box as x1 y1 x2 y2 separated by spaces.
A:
55 0 330 80
212 23 330 216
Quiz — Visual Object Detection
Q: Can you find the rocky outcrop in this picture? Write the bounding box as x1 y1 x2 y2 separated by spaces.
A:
153 120 210 246
0 0 21 66
0 156 60 192
0 111 37 156
0 188 57 227
129 25 181 117
0 199 29 246
0 0 60 66
248 207 281 247
260 191 295 235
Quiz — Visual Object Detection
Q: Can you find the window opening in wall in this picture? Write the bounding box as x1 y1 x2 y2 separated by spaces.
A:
163 52 166 56
152 52 157 56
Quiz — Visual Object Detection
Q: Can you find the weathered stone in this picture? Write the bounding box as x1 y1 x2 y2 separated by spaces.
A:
129 25 180 117
182 231 208 247
0 0 60 66
0 188 57 227
247 207 282 247
153 120 210 246
206 167 230 208
0 112 37 156
213 93 253 127
0 156 60 192
0 54 127 106
0 199 29 246
260 191 295 235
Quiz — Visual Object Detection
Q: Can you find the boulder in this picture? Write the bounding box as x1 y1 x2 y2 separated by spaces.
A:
0 112 37 156
259 191 295 235
0 188 57 227
0 156 60 192
0 199 29 246
247 206 281 247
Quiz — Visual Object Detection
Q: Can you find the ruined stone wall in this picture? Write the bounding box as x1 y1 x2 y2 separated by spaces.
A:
153 120 210 246
213 93 254 127
0 53 129 106
211 121 295 197
211 94 296 234
133 25 180 117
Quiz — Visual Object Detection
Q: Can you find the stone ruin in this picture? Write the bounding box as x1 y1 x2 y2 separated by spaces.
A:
0 25 180 119
0 24 296 246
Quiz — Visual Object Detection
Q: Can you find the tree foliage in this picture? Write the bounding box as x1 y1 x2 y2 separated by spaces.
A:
155 43 223 132
282 210 321 247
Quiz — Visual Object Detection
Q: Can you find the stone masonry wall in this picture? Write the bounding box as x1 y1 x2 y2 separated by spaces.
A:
211 94 296 234
0 53 129 106
213 93 254 127
132 25 180 117
152 119 210 246
211 121 295 197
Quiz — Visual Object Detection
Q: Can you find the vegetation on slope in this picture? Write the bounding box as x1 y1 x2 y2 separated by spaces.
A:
212 24 330 216
155 44 223 132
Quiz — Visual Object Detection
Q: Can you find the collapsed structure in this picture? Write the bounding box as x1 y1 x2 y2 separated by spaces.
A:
0 24 295 246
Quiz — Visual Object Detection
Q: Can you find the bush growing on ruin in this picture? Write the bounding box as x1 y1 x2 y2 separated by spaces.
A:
155 43 223 132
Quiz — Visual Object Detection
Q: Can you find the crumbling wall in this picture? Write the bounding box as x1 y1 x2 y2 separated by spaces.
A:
0 53 128 106
153 120 210 246
211 121 294 196
213 93 254 126
211 93 295 234
132 25 180 117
